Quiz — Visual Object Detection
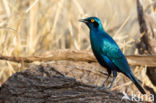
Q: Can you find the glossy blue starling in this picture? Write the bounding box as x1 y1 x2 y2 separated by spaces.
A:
79 17 146 94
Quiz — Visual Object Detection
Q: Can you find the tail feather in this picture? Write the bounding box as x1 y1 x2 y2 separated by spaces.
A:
127 72 146 94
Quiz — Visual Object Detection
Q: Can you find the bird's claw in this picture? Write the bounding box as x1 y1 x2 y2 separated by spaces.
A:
94 86 109 91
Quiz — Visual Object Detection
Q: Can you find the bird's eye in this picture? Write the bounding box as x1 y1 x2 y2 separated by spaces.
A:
90 19 99 28
91 19 95 23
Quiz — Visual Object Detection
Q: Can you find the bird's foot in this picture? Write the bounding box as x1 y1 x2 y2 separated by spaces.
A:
94 86 109 91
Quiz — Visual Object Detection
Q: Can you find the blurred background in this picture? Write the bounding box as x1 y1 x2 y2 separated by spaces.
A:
0 0 155 95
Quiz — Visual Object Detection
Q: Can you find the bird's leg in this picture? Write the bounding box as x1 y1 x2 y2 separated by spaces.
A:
95 70 111 90
107 69 117 89
102 73 110 87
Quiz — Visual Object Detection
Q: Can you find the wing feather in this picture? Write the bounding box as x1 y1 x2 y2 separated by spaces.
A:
100 39 131 73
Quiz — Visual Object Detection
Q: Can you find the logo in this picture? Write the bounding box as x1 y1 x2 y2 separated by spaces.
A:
121 92 130 101
121 92 154 102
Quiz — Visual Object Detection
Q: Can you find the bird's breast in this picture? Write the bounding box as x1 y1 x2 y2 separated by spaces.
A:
90 33 102 55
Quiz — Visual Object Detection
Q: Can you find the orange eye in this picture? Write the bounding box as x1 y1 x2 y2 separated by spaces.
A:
91 19 95 23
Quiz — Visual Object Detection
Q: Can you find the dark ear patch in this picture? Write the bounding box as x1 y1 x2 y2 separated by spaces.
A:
94 21 99 28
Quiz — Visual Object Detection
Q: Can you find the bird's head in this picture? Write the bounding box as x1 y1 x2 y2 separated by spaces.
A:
79 17 103 31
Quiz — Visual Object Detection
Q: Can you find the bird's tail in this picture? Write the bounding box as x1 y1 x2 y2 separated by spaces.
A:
127 72 146 94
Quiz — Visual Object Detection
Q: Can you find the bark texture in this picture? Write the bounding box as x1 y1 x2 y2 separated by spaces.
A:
0 64 134 103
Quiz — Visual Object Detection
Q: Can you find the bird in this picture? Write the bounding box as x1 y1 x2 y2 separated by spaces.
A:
79 17 146 94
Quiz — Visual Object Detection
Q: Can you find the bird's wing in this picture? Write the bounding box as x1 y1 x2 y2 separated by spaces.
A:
100 40 131 73
101 39 123 58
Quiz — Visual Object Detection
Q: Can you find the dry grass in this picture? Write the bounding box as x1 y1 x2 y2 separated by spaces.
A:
0 0 155 93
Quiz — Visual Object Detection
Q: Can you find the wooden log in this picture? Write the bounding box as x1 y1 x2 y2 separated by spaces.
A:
0 64 134 103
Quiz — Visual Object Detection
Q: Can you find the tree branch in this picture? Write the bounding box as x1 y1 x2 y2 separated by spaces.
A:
0 49 156 67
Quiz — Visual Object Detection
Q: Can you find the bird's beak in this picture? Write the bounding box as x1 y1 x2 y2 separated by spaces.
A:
79 19 88 23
